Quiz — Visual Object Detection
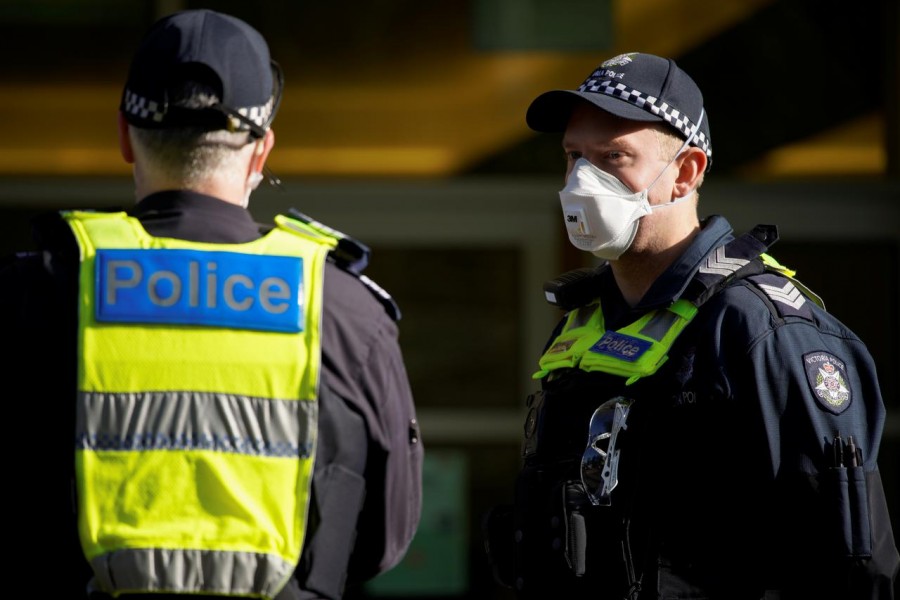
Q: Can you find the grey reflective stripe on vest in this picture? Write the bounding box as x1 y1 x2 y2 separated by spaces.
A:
89 547 294 597
638 309 680 342
571 304 596 329
76 391 314 458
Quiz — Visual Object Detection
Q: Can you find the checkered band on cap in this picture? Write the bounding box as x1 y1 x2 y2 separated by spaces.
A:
578 78 712 159
123 90 164 123
234 98 275 128
123 89 275 131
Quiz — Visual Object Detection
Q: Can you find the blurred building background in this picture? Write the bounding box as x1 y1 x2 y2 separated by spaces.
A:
0 0 897 598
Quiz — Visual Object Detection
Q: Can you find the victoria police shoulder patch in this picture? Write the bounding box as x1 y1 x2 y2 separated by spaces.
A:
803 351 852 414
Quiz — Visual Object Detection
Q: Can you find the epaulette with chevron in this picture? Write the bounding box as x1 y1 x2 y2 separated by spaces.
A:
686 223 823 320
682 224 775 306
745 272 817 321
758 279 808 310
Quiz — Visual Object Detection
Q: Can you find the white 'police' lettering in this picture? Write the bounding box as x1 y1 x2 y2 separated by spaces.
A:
589 331 651 363
596 336 642 358
106 259 291 313
96 249 304 333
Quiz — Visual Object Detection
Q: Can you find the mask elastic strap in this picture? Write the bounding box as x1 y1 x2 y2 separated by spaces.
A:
646 107 706 198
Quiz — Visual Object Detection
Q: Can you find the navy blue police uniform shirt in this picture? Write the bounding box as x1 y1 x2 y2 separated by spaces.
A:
0 190 421 600
519 215 898 599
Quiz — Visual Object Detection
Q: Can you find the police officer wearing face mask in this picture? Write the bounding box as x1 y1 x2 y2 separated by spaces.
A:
0 9 423 600
483 52 898 599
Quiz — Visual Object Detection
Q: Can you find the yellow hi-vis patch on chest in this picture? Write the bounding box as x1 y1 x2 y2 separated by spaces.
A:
95 248 303 332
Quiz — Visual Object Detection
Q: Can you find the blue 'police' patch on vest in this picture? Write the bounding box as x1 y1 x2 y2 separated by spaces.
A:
95 249 303 333
589 331 651 362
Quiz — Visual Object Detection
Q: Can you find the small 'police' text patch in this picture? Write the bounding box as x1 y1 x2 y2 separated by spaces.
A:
95 248 303 333
547 339 575 355
589 331 651 363
803 351 852 414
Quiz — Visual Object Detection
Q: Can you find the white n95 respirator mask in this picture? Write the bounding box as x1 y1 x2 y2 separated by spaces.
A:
559 158 654 260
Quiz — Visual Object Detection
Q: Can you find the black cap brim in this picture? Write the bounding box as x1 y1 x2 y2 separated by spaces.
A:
526 89 666 133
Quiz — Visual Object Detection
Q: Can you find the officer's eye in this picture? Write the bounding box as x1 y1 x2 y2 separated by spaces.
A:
565 150 582 161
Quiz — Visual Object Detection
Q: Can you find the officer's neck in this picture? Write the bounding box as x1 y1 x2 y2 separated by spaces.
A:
132 160 249 207
609 234 697 307
609 258 659 307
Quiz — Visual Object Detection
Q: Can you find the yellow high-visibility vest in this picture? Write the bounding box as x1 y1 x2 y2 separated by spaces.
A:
533 245 821 385
65 210 336 598
534 299 698 385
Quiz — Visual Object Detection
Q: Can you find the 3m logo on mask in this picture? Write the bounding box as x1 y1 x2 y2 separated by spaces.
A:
589 331 651 362
564 208 591 237
94 249 304 332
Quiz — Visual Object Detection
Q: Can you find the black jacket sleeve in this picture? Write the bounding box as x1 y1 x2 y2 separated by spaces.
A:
723 275 900 599
318 262 424 583
0 227 94 598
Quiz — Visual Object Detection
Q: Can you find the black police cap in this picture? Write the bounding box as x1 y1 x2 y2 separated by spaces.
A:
120 9 282 138
526 52 712 171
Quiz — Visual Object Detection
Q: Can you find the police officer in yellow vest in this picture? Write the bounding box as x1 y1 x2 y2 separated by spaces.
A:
0 9 422 600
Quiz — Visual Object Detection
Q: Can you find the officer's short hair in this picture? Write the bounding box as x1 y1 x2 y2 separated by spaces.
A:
129 80 258 185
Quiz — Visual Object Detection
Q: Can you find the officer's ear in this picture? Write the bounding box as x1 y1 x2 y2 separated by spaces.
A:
672 145 705 198
247 128 275 179
254 129 275 168
117 112 135 164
